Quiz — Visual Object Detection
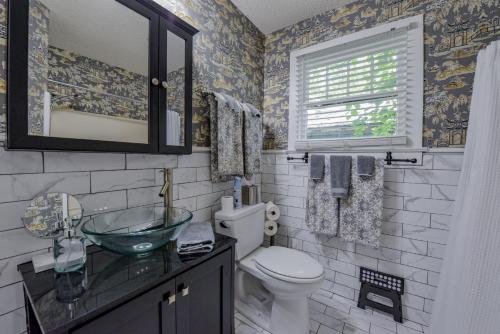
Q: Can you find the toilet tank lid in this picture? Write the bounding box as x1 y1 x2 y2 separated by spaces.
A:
215 203 265 221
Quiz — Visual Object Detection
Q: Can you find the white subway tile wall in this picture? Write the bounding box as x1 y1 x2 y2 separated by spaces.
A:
261 152 462 333
0 149 241 333
0 149 461 334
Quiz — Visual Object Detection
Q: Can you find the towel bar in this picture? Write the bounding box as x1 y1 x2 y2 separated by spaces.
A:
286 152 417 165
384 152 417 165
286 152 309 163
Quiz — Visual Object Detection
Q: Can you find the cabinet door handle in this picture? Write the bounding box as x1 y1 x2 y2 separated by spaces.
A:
163 292 176 305
168 294 176 305
151 78 160 86
161 81 168 89
181 286 189 297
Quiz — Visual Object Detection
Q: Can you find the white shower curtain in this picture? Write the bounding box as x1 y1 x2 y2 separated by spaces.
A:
430 41 500 334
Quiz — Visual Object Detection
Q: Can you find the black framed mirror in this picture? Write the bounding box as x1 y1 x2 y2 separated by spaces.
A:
7 0 197 154
159 19 193 154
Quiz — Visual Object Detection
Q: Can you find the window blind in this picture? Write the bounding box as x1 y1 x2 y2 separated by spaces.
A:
295 27 410 144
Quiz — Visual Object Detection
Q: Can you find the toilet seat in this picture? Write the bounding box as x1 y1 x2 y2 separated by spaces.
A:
254 246 324 284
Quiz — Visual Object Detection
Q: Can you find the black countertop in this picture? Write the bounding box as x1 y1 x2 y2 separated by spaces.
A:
19 234 236 334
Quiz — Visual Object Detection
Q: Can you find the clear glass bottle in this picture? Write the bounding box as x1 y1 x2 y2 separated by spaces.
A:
53 226 86 273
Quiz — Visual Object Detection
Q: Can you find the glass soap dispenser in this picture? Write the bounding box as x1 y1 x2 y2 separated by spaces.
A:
53 218 87 273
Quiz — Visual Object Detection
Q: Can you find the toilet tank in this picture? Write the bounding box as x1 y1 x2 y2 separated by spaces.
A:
215 203 265 261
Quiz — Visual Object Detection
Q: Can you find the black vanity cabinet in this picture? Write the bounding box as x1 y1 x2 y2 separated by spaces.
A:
72 279 177 334
8 0 197 154
176 250 233 334
19 236 235 334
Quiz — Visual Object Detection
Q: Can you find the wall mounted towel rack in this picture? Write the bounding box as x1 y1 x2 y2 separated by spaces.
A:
286 152 417 165
287 152 309 163
384 152 417 165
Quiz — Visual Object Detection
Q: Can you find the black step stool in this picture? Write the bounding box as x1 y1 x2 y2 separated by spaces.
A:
357 267 404 323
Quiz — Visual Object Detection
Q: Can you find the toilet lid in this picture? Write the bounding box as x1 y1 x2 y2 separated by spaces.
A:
254 246 324 280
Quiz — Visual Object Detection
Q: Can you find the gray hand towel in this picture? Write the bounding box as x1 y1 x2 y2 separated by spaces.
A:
177 222 215 254
330 156 352 198
357 156 375 176
310 155 325 180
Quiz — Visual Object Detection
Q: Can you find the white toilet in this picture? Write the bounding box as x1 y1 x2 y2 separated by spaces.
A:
215 203 324 334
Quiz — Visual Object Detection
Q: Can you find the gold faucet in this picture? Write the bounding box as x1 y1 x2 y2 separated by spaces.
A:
158 168 173 208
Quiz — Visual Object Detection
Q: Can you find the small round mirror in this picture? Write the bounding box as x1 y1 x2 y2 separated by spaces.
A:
22 192 83 239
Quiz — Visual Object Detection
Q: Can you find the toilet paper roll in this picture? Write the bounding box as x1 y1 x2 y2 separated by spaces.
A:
264 220 278 237
265 201 280 221
221 196 234 212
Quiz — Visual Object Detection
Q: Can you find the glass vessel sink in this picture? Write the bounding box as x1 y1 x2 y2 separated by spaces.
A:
81 205 192 255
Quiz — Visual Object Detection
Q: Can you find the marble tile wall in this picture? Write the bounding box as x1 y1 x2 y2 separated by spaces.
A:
261 151 463 333
0 149 246 334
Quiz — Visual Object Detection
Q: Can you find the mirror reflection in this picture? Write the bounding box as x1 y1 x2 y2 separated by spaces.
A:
22 192 83 238
165 31 186 146
27 0 150 143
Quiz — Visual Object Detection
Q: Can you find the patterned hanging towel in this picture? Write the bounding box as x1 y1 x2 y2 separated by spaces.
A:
207 92 244 182
339 158 384 247
306 159 339 236
242 103 263 177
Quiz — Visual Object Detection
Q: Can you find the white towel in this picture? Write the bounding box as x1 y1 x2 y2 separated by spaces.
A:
166 110 180 146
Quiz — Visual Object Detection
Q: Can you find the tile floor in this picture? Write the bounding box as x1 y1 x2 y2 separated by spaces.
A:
235 291 428 334
235 311 271 334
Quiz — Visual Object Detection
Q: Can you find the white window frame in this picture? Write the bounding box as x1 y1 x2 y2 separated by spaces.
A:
288 15 424 151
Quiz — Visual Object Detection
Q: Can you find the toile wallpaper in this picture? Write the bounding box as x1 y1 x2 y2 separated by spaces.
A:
27 0 49 136
263 0 500 150
47 46 149 122
166 67 185 116
1 0 498 148
147 0 265 147
166 67 186 142
0 0 265 146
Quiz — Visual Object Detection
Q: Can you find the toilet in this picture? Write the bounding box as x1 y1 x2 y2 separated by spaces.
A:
215 203 324 334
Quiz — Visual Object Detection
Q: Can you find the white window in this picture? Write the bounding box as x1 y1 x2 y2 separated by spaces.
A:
289 15 423 151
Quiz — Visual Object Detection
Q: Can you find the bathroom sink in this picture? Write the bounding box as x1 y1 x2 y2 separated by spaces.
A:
81 205 192 255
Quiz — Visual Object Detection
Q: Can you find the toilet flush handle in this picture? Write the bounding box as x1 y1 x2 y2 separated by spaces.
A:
219 221 232 229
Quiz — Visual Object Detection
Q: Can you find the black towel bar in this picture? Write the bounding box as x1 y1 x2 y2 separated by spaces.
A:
384 152 417 165
286 152 416 165
286 152 308 163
